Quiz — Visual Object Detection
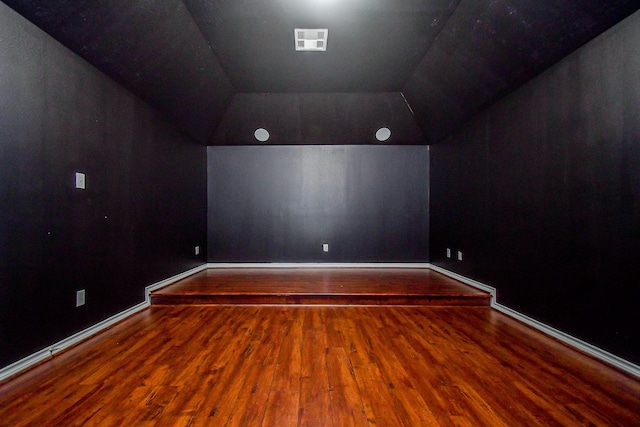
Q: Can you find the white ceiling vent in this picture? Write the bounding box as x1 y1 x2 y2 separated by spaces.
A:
294 28 328 51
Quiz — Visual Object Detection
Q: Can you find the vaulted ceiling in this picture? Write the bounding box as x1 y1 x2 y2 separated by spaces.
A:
3 0 638 144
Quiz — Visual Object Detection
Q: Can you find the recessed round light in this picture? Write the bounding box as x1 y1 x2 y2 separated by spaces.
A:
254 128 270 142
375 127 391 142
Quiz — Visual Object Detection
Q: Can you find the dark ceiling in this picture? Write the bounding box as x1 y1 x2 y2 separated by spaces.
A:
183 0 459 92
3 0 638 144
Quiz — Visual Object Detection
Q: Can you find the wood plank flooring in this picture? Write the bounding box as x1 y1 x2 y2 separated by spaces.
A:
1 305 639 426
151 268 491 306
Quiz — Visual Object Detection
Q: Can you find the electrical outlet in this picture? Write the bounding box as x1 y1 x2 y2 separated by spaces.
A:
446 248 451 258
195 245 200 255
76 289 86 307
457 251 463 261
323 243 329 252
75 172 86 189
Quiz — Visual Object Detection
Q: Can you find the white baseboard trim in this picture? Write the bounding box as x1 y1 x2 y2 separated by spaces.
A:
0 301 150 383
492 302 640 378
145 264 209 302
429 264 640 379
0 264 208 383
427 264 497 301
205 262 432 269
3 262 639 381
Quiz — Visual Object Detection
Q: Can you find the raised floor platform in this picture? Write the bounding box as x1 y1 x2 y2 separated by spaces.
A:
151 267 491 306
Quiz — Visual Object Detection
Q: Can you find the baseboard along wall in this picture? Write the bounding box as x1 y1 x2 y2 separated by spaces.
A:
427 264 640 379
0 264 209 383
2 262 638 382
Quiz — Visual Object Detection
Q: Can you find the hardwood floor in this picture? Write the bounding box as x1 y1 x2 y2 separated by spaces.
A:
1 305 639 426
151 268 491 306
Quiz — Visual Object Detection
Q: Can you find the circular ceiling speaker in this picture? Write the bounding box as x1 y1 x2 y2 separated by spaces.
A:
375 127 391 142
254 128 270 142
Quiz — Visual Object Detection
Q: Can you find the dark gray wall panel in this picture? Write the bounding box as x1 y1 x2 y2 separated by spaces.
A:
0 3 206 368
208 146 429 262
212 93 425 145
430 11 640 363
3 0 234 143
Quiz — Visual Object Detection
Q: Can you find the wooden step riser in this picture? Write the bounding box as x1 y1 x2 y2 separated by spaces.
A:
151 294 491 306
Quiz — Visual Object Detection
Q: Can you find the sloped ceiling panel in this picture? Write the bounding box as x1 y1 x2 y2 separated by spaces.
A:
3 0 638 145
403 0 639 143
3 0 234 143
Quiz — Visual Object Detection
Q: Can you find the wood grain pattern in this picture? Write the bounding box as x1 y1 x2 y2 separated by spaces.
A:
151 268 490 306
1 305 639 426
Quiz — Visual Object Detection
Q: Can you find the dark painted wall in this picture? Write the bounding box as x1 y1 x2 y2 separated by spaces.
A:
430 11 640 363
211 93 425 145
208 146 429 262
0 4 206 367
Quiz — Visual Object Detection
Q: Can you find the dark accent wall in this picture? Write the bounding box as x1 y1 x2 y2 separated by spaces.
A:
211 93 425 145
0 4 207 368
208 146 429 262
430 11 640 363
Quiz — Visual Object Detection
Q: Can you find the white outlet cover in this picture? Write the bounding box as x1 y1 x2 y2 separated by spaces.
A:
75 172 86 189
457 251 463 261
195 246 200 255
446 248 451 258
76 289 86 307
323 243 329 252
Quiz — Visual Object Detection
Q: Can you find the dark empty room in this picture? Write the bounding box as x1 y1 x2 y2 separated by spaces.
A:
1 0 640 425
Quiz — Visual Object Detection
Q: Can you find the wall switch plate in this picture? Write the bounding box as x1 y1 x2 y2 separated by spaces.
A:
446 248 451 258
457 251 463 261
195 246 200 255
76 289 86 307
75 172 86 189
323 243 329 252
